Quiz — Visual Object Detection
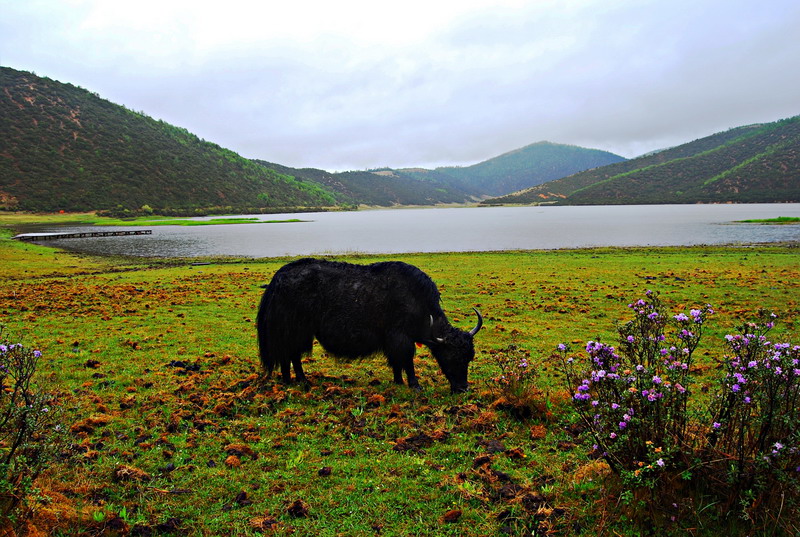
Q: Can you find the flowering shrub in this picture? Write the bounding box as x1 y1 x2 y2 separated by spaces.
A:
0 328 61 529
560 291 712 485
706 311 800 521
560 294 800 530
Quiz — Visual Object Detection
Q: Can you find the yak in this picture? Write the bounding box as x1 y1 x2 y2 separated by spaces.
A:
256 258 482 393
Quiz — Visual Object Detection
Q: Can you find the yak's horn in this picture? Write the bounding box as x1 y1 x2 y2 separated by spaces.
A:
469 308 483 336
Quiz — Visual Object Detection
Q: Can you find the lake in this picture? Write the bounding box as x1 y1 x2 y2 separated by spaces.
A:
18 204 800 258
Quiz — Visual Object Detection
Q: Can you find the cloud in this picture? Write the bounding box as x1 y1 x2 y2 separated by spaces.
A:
2 0 799 170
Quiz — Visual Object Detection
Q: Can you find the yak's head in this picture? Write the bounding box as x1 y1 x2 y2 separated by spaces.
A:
427 309 483 393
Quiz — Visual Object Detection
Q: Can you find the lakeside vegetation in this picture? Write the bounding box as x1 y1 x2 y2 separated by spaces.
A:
737 216 800 224
0 212 305 234
1 228 798 535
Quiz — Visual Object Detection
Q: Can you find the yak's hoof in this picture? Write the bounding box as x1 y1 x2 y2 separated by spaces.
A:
409 383 423 392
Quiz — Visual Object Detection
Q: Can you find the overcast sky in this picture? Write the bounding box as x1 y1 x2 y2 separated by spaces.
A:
2 0 799 171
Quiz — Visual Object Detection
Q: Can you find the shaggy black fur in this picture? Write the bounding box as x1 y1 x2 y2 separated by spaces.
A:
256 258 482 392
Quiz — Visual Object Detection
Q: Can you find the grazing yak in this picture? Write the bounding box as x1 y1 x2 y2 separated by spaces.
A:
256 258 482 393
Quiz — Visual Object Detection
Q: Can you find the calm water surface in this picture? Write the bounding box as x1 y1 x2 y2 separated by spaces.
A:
21 204 800 258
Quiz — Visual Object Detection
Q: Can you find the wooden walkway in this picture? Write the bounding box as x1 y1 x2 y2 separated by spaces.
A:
12 230 152 242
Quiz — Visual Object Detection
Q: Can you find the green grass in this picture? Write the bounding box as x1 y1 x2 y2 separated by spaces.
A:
120 217 306 226
736 216 800 224
1 235 798 535
0 211 306 228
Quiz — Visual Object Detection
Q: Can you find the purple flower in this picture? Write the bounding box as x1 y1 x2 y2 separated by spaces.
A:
732 384 740 392
713 422 721 429
656 458 665 467
619 422 627 429
674 313 689 322
626 335 635 343
652 375 662 385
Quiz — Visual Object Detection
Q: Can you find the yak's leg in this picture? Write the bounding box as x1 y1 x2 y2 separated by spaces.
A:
291 355 307 384
392 365 404 385
279 358 293 384
404 361 421 391
386 335 420 390
280 334 313 385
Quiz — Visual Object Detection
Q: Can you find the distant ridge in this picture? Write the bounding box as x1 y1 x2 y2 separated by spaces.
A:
253 161 478 206
484 117 800 205
425 141 626 196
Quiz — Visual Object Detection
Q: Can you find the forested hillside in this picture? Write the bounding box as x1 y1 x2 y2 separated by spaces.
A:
0 67 337 214
253 162 478 206
485 117 800 205
255 142 627 205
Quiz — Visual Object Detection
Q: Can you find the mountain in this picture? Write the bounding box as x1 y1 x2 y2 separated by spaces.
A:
0 67 337 214
7 66 792 213
255 142 627 206
253 161 479 206
484 117 800 205
433 141 627 196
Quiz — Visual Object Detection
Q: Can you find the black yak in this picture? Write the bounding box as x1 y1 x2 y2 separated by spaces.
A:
256 258 482 393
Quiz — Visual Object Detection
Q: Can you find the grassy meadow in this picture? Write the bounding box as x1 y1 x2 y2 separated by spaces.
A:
0 221 798 535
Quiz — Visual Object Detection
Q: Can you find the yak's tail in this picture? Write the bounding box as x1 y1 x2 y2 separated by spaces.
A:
256 282 276 375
